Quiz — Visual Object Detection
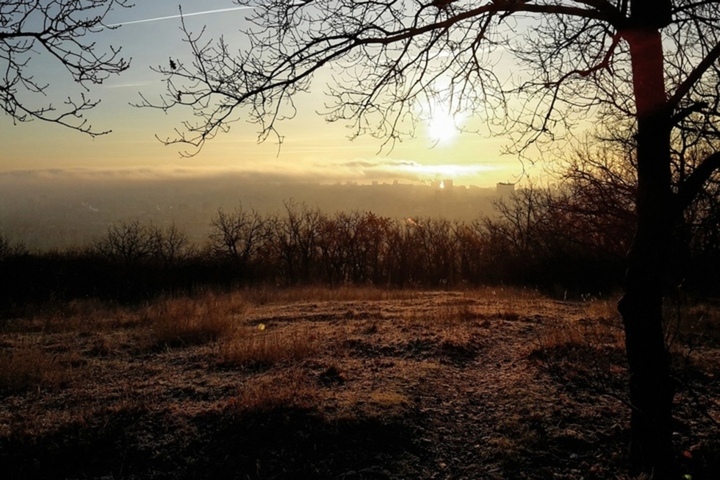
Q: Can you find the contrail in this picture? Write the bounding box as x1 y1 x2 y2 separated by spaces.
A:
106 6 254 27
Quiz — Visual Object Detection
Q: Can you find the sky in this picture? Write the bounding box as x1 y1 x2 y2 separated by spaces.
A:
0 0 530 187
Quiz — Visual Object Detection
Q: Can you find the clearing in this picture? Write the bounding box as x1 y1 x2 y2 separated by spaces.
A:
1 288 718 479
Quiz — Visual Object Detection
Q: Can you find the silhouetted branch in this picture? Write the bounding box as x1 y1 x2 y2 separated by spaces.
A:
0 0 131 136
138 1 625 156
677 151 720 213
667 40 720 112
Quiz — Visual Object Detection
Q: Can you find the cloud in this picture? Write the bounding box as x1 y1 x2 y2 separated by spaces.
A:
106 6 254 27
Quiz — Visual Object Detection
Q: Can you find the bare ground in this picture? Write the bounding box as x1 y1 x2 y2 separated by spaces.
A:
1 288 718 479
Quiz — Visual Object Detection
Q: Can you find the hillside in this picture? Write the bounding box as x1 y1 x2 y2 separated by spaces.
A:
1 288 718 479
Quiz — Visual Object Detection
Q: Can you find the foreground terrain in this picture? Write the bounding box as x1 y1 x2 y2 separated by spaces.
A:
1 288 718 479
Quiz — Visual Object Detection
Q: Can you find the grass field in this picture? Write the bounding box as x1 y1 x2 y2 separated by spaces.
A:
1 287 718 479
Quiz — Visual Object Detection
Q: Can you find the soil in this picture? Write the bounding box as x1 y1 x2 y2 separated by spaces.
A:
1 289 718 479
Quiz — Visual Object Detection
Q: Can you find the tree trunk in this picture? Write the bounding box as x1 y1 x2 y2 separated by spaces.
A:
618 21 676 478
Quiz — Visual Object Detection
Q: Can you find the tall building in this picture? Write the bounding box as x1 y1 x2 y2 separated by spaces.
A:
496 182 515 196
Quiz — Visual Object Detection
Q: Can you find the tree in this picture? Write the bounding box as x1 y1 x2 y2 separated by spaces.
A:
149 223 192 265
95 220 155 265
208 204 270 274
0 233 26 260
275 200 324 283
144 1 720 476
1 0 130 135
551 140 637 261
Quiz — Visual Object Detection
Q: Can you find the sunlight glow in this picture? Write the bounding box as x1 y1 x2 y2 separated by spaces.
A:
427 110 464 145
395 162 499 180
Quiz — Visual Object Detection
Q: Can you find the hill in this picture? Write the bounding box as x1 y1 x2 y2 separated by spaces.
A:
1 287 718 479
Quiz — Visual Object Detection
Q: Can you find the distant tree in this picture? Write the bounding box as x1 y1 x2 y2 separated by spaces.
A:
150 223 192 265
275 201 324 283
1 0 130 135
454 221 486 284
95 220 187 264
384 219 422 287
145 1 720 475
321 211 393 284
316 213 347 284
354 212 394 284
95 220 154 265
0 233 26 260
413 217 458 285
208 204 270 275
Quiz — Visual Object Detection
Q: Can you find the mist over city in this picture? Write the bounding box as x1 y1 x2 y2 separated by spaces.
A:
0 169 508 251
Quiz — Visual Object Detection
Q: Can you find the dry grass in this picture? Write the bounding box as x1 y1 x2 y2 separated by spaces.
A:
530 298 628 398
2 299 138 334
585 296 622 321
535 297 624 351
219 324 321 368
0 343 70 392
241 285 419 306
227 369 315 414
2 287 719 479
666 300 720 349
144 293 245 348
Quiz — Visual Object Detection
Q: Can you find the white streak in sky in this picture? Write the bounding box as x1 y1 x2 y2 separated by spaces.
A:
107 6 254 27
104 81 154 89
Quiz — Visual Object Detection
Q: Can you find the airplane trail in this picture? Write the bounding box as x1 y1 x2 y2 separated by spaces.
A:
106 6 254 27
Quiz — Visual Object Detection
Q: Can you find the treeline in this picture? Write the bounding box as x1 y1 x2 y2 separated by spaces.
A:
2 178 720 311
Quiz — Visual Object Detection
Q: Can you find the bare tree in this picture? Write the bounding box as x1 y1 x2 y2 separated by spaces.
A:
208 204 270 270
0 233 26 259
143 1 720 475
1 0 130 135
150 223 192 265
550 140 637 259
276 200 324 283
95 220 154 265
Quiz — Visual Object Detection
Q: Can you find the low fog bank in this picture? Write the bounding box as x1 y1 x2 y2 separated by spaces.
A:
0 170 502 251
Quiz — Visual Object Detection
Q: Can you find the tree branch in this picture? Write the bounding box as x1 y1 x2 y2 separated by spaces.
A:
677 151 720 212
667 40 720 112
0 0 131 136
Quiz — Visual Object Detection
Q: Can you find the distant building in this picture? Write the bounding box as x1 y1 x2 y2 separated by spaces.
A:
496 182 515 196
432 179 454 190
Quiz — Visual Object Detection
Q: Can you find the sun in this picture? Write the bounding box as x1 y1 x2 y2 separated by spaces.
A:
426 108 466 145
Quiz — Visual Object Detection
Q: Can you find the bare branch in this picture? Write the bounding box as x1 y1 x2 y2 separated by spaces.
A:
139 0 625 155
677 151 720 212
0 0 131 136
667 40 720 111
